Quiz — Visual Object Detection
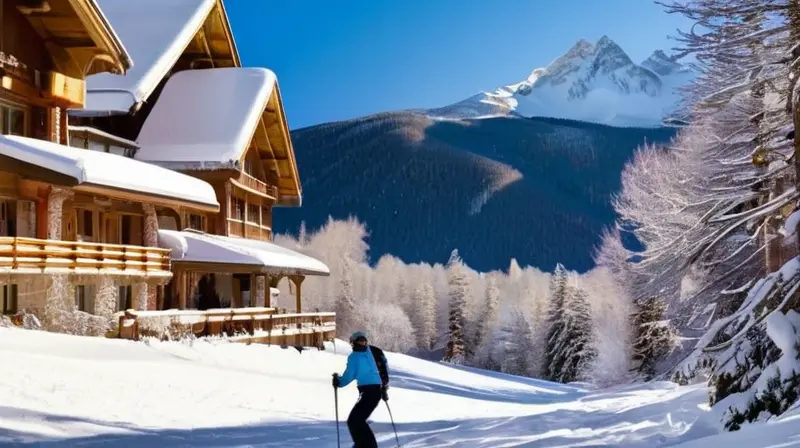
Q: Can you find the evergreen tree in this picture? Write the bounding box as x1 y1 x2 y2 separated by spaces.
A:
545 273 597 383
559 285 596 382
335 256 357 337
443 249 469 364
507 308 535 375
471 275 500 363
410 282 436 350
544 264 569 379
629 296 680 379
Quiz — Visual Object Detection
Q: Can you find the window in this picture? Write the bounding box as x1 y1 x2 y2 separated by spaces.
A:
247 204 259 223
75 285 95 312
188 214 205 231
1 285 17 315
0 103 27 136
76 209 94 241
243 159 253 176
118 286 132 311
231 197 244 221
0 201 12 236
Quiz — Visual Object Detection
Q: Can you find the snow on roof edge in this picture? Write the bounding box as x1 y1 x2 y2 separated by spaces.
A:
0 135 219 210
158 229 330 276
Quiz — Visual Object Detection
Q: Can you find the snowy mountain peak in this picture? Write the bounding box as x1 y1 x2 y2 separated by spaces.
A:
427 36 696 128
641 50 688 77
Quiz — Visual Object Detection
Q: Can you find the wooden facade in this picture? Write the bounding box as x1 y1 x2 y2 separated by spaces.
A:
0 0 219 328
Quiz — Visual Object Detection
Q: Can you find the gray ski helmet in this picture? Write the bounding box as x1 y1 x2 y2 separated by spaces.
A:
349 331 367 343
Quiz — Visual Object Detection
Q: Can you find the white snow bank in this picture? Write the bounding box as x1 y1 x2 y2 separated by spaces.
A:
0 134 218 209
159 229 330 276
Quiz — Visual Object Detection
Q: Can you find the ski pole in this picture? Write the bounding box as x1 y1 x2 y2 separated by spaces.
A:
385 401 400 447
333 375 340 447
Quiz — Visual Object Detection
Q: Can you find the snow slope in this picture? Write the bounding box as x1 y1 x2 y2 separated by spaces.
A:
428 37 695 127
1 327 798 447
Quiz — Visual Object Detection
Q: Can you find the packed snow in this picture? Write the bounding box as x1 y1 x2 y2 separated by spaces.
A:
428 36 695 128
1 327 798 447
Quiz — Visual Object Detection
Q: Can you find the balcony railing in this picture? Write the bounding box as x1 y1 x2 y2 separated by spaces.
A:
239 172 278 199
117 307 336 348
0 237 171 276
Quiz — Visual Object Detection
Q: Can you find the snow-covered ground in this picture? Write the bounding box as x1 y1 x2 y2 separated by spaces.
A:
1 327 798 447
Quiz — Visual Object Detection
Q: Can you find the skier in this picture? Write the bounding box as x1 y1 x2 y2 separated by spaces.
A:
332 331 390 448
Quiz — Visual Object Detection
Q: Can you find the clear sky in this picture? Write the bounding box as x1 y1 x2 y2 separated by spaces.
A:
226 0 694 130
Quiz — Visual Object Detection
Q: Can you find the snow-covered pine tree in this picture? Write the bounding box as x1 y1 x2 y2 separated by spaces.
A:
507 308 535 376
470 275 500 363
335 255 358 337
544 263 569 379
546 275 597 383
443 249 470 364
629 296 680 379
562 285 597 382
410 282 436 350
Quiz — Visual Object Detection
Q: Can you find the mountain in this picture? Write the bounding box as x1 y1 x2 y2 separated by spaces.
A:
275 112 677 272
427 36 695 127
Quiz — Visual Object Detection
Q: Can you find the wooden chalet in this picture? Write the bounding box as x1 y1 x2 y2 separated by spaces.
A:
0 0 221 329
56 0 333 346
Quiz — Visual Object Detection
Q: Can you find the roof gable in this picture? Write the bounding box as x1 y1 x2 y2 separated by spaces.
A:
134 67 303 206
75 0 238 115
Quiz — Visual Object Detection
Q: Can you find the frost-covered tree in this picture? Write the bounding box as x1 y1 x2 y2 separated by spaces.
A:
545 273 597 383
506 308 535 375
410 282 436 350
629 296 680 379
470 274 500 363
543 264 569 377
444 249 470 364
335 255 358 337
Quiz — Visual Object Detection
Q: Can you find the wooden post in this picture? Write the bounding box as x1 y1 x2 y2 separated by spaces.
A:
178 271 187 310
290 275 304 313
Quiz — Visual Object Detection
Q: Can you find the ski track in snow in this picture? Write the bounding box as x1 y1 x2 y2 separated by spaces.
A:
1 328 799 447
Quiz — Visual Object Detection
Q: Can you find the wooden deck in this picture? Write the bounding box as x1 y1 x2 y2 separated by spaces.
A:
117 307 336 348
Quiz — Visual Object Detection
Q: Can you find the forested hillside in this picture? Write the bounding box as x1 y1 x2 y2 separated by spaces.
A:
275 113 676 272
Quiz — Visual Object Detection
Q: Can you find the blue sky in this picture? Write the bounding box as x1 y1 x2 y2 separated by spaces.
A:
226 0 693 130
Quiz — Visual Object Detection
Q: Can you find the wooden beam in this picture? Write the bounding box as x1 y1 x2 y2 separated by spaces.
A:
290 275 305 313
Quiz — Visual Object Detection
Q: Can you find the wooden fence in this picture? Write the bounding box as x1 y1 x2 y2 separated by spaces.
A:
0 237 171 276
117 307 336 348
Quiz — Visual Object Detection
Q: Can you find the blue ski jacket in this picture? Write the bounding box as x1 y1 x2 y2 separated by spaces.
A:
337 346 387 388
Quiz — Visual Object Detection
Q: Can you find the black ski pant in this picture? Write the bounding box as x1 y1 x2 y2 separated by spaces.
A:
347 385 382 448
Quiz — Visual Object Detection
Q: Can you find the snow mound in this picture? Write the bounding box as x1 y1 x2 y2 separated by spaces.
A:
428 36 696 128
1 328 798 446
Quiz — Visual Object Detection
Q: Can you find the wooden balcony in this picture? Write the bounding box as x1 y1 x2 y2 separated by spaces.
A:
227 219 272 241
236 172 278 200
118 307 336 348
0 237 171 277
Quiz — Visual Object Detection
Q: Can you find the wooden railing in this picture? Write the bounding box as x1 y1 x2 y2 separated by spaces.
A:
0 237 171 276
117 307 336 348
239 172 279 199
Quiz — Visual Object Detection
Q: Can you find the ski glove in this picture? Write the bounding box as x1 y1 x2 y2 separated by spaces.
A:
332 373 340 388
381 384 389 401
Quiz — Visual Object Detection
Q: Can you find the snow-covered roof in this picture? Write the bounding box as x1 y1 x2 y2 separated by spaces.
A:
134 68 276 168
73 0 217 115
0 135 219 211
158 229 330 276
